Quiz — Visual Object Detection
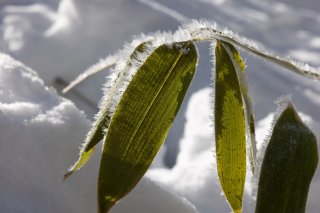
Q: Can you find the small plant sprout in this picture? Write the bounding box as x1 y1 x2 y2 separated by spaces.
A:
64 20 319 213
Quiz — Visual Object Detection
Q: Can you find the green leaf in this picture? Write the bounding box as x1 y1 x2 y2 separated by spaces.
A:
191 25 320 81
221 41 257 173
221 41 246 72
64 42 150 180
215 40 246 213
98 41 198 212
255 104 318 213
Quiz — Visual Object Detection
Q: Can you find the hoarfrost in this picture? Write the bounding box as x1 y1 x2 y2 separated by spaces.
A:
184 20 320 80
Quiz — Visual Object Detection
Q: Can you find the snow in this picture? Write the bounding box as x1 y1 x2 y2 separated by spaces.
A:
1 0 320 212
0 53 93 213
0 53 197 213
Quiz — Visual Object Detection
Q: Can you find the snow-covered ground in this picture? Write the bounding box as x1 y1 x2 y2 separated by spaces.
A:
0 0 319 212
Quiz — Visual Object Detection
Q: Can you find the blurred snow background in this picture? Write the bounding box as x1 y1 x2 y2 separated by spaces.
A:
0 0 319 212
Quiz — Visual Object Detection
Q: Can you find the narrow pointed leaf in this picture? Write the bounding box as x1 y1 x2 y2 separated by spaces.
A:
215 40 246 213
221 41 257 173
222 41 246 72
190 25 320 81
62 55 117 94
255 104 318 213
64 42 149 180
98 41 198 212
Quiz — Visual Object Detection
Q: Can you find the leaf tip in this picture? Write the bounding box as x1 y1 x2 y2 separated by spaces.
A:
62 86 70 94
63 170 74 181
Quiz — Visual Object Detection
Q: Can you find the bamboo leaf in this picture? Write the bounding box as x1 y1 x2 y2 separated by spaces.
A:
189 24 320 81
64 42 150 180
222 41 246 72
215 40 246 213
255 104 318 213
221 41 257 173
98 41 198 212
216 33 320 80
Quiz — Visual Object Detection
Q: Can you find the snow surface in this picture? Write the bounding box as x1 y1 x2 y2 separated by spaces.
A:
1 0 320 212
0 53 197 213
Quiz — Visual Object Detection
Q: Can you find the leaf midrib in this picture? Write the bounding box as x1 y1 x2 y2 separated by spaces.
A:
121 49 184 161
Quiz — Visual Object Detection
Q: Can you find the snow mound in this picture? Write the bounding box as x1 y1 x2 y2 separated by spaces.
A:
0 53 197 213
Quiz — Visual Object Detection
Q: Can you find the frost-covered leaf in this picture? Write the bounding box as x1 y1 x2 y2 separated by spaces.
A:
214 41 246 213
255 104 318 213
64 42 150 180
186 20 320 81
98 41 198 212
221 41 257 173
